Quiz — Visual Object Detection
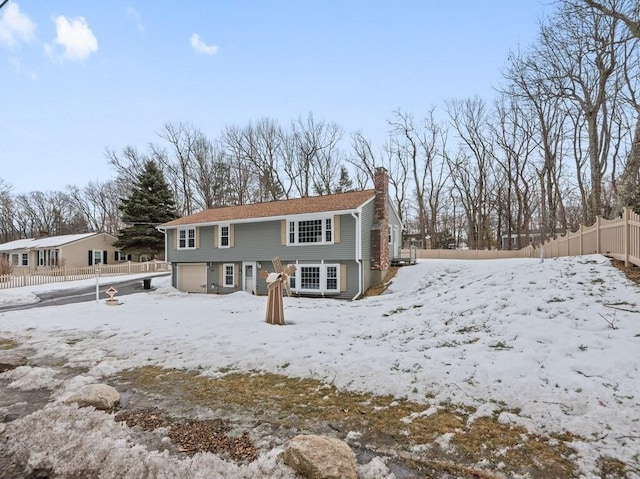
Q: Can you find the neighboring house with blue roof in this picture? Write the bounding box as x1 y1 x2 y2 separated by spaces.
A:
0 232 122 270
158 168 402 300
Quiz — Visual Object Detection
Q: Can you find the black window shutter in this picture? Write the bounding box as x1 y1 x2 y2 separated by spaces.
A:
103 251 108 264
88 251 93 266
114 251 119 261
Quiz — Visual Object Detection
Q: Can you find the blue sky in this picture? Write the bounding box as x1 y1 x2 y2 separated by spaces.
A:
1 1 553 194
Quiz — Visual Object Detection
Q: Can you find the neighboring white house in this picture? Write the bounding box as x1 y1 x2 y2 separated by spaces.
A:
0 233 123 270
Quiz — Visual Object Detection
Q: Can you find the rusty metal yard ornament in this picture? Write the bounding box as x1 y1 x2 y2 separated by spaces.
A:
260 257 296 325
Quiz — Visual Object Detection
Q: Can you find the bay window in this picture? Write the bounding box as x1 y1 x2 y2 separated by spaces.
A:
289 264 340 293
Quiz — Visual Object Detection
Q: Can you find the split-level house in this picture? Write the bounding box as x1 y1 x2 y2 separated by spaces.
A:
158 168 402 299
0 232 121 271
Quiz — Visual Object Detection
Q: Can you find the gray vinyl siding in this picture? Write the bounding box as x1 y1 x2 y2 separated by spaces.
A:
388 203 402 231
210 259 360 299
167 214 358 264
209 263 237 294
360 200 374 265
344 260 360 299
166 211 372 299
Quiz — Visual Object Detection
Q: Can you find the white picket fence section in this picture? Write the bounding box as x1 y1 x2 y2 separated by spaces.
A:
0 261 169 290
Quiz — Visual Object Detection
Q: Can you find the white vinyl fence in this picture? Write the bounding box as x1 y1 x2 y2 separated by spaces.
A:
0 261 169 290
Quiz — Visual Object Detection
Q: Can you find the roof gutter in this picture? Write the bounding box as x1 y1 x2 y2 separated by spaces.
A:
351 210 363 301
158 207 367 230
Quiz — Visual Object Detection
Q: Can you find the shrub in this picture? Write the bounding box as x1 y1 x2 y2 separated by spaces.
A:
0 259 14 276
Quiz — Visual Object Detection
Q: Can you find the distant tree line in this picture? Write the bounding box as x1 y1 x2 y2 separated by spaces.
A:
0 0 638 250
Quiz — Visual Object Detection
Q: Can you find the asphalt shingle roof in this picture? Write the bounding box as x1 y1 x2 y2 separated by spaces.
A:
161 189 376 227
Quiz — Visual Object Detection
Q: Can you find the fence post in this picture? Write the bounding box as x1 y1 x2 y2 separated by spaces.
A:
595 216 601 254
623 207 630 267
579 225 583 256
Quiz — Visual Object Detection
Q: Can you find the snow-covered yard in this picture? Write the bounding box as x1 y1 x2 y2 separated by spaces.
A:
1 255 639 478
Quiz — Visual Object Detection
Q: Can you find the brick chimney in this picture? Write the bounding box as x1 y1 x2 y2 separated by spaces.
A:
370 167 390 276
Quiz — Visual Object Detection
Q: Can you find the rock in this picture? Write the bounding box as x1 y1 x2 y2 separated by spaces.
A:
0 351 27 373
3 413 19 423
283 434 358 479
65 384 120 411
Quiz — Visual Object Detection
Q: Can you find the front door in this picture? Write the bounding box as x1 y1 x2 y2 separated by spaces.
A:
243 261 256 294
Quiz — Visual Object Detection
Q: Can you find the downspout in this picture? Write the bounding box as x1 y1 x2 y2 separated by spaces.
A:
156 226 168 274
156 226 167 264
351 210 362 300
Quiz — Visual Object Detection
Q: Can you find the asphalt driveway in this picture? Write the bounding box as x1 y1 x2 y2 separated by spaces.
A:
0 273 170 312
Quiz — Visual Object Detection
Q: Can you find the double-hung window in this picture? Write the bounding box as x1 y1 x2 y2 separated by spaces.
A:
290 264 340 293
326 266 338 290
21 253 28 266
178 228 196 249
288 217 333 245
219 225 230 248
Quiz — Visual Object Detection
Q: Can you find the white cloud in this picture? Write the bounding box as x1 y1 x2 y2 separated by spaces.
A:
46 15 98 62
125 6 144 32
190 33 219 56
0 3 36 48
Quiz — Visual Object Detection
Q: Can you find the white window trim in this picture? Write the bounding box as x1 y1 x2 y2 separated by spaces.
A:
223 263 235 287
178 227 196 250
290 263 340 293
93 250 103 265
219 224 230 249
115 251 131 262
21 253 28 266
287 216 334 246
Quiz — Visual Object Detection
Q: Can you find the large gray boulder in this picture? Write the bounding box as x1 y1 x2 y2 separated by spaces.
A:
0 350 27 373
65 384 120 411
282 434 358 479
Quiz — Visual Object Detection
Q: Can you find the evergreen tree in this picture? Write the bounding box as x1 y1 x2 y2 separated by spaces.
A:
115 161 177 259
334 165 354 193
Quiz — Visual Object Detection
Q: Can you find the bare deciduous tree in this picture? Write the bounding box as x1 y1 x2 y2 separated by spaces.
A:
533 3 629 221
289 113 344 197
576 0 640 211
446 98 496 249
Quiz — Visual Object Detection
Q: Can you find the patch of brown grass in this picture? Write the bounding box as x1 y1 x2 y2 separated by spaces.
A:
363 267 400 296
609 258 640 285
597 455 634 478
115 367 578 477
0 337 18 350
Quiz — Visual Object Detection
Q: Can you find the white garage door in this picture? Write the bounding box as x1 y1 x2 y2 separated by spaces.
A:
178 264 207 293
